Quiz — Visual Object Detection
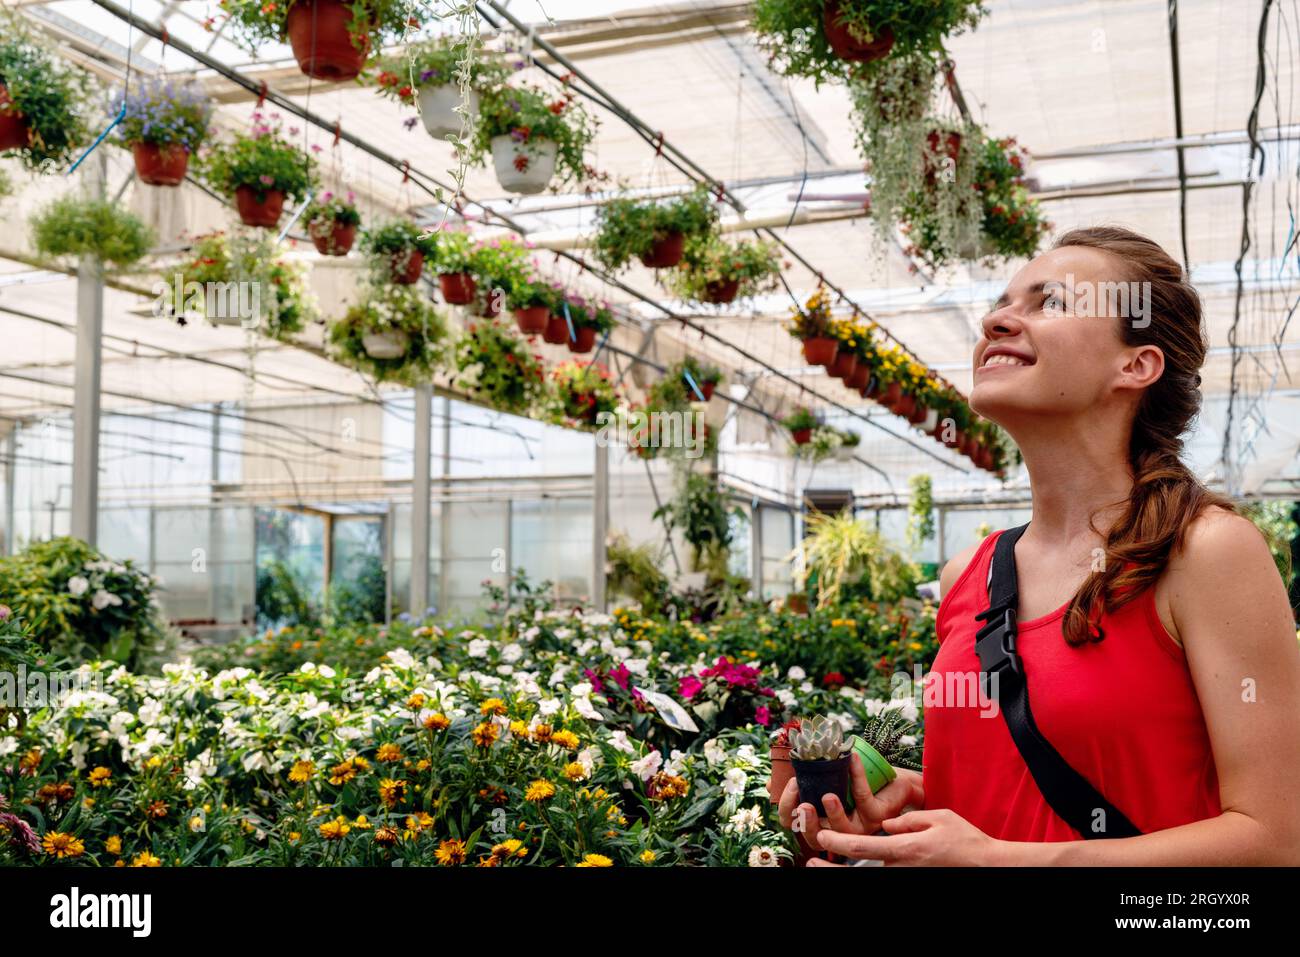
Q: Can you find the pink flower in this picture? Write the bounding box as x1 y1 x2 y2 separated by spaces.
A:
678 675 703 700
609 663 631 690
0 605 10 620
258 174 274 186
755 705 770 727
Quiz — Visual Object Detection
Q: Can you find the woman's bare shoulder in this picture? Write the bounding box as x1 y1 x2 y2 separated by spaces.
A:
939 538 989 600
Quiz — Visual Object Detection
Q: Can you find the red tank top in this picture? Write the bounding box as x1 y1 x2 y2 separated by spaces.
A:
923 529 1221 841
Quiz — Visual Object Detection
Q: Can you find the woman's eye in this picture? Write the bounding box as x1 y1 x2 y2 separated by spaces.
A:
1044 296 1063 314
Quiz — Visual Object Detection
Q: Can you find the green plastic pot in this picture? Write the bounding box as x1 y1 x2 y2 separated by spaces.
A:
843 736 897 812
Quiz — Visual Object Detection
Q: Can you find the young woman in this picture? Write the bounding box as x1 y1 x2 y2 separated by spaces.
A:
779 226 1300 865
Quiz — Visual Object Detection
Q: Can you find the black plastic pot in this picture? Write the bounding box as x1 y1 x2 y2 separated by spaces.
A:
790 755 851 818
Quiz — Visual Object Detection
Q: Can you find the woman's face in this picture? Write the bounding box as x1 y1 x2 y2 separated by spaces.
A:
970 245 1154 425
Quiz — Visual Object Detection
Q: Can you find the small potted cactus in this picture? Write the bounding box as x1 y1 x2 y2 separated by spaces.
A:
787 714 852 817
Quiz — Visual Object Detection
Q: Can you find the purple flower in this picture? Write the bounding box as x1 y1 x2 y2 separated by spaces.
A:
403 117 419 130
419 69 438 82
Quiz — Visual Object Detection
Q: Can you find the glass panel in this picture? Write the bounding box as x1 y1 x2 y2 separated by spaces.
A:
443 500 507 613
329 517 386 624
97 508 151 565
255 508 326 626
511 499 592 601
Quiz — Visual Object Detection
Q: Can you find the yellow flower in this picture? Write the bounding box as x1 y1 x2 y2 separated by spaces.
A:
87 766 112 788
353 815 372 830
530 723 553 743
479 697 507 716
319 816 351 840
42 831 86 859
509 720 530 738
423 712 450 732
435 839 467 866
550 729 580 749
189 816 205 833
374 825 399 847
563 761 589 782
378 778 407 808
376 743 402 763
524 780 556 802
471 722 500 748
491 839 526 860
575 853 613 867
289 760 315 783
104 835 122 857
130 851 162 867
908 641 923 651
406 693 427 709
289 831 302 842
640 849 657 864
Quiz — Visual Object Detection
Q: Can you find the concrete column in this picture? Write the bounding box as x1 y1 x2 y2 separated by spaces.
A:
70 254 104 545
410 385 432 615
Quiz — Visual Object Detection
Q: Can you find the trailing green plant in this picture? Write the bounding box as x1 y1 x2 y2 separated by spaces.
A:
305 190 362 229
471 83 599 189
374 34 511 101
469 235 533 308
328 281 447 384
170 231 316 339
453 316 549 415
217 0 418 56
199 114 316 204
605 531 674 614
111 77 212 151
592 184 719 272
0 537 170 670
0 31 94 170
907 473 935 549
782 407 818 433
654 469 743 572
548 360 620 428
664 235 782 301
30 196 154 269
751 0 986 87
796 509 921 607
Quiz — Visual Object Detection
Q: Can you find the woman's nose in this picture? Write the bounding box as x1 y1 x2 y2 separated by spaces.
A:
981 304 1023 339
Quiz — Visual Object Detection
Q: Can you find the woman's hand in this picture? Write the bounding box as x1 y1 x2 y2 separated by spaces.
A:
777 755 924 851
810 808 1002 866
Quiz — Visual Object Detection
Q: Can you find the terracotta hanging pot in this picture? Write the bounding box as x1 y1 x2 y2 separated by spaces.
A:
389 250 425 285
543 313 569 345
944 428 964 449
478 292 502 319
879 380 903 408
861 376 881 399
768 745 794 804
0 84 30 152
827 351 858 381
698 380 717 401
438 272 476 304
892 393 917 420
701 278 740 304
514 305 549 335
792 427 812 445
847 362 871 391
822 2 896 64
132 142 190 187
980 446 996 471
286 0 370 82
567 326 597 354
640 231 685 269
908 401 928 425
802 336 838 366
309 220 356 256
234 185 285 228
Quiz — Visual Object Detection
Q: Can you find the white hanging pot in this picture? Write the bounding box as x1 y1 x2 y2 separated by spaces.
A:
419 85 479 140
833 445 856 462
490 134 558 195
362 330 410 359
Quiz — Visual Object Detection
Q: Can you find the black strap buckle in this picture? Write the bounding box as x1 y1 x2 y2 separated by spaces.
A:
974 607 1020 700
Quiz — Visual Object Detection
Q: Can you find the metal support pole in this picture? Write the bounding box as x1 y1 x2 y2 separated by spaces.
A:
438 395 452 614
70 253 103 545
410 385 432 616
592 438 608 611
751 500 764 599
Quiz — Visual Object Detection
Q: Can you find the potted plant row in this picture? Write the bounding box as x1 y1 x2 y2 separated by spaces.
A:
113 77 212 187
199 113 316 229
373 36 512 140
0 33 92 171
593 183 719 272
664 235 783 305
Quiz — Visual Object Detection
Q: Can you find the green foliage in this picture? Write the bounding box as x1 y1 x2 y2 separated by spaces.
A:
973 135 1050 260
797 510 921 608
305 190 361 228
1242 500 1297 588
751 0 985 87
326 552 388 625
256 558 321 631
547 360 620 428
605 532 674 614
426 226 473 273
218 0 418 54
374 34 511 100
592 185 719 272
907 473 935 549
199 116 316 204
112 77 211 151
359 218 435 257
30 196 154 269
453 316 549 415
471 83 599 189
781 407 818 432
561 294 615 333
664 236 783 302
0 537 169 670
328 281 447 385
655 470 743 572
468 235 532 303
0 31 94 171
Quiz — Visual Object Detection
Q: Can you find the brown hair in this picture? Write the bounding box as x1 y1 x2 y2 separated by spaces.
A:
1052 226 1233 645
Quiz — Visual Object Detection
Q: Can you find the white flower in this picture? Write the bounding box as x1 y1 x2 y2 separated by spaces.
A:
572 696 602 722
630 750 663 781
241 751 270 773
137 698 163 727
703 739 727 766
538 697 562 716
67 576 90 597
108 711 136 737
748 845 781 867
623 658 648 676
570 681 594 698
734 745 760 768
500 643 523 663
727 806 763 834
787 665 806 681
722 768 748 795
0 737 18 758
664 749 687 776
91 589 122 610
607 730 636 754
467 638 491 658
383 649 416 670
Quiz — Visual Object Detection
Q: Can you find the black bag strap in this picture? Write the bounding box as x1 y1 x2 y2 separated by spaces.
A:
975 524 1142 840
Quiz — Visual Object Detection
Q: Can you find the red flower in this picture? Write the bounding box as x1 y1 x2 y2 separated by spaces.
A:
822 671 846 689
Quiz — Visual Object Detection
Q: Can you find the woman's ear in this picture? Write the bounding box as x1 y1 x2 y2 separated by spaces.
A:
1117 344 1165 392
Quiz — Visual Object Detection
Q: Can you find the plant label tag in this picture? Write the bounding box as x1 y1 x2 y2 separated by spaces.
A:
635 687 699 733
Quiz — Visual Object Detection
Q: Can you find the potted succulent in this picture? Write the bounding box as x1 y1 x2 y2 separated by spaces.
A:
549 360 620 428
0 33 92 171
453 317 549 416
787 714 852 817
30 195 154 270
782 407 818 446
509 274 560 336
664 235 783 304
427 227 477 304
560 295 615 354
304 191 361 256
112 78 211 187
200 114 316 228
328 280 446 383
592 184 719 272
752 0 986 85
470 83 599 194
360 219 435 284
787 286 839 366
219 0 417 82
467 235 532 318
374 36 511 140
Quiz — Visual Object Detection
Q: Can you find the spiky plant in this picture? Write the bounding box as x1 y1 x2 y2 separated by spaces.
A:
859 707 922 771
788 715 851 761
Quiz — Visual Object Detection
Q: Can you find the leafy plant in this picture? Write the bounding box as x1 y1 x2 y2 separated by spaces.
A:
329 281 447 384
200 113 316 203
796 509 921 607
427 226 474 274
781 407 818 432
788 714 849 760
562 294 615 333
592 185 720 272
907 474 935 549
1242 500 1298 588
218 0 418 55
255 558 320 631
548 360 620 428
0 31 93 170
654 470 742 572
111 77 212 150
605 532 673 614
0 537 169 670
786 286 837 340
471 82 599 189
858 706 922 770
752 0 985 86
664 235 782 301
974 134 1050 261
797 424 859 462
30 196 154 268
469 236 533 307
374 34 511 101
305 190 361 228
453 317 549 415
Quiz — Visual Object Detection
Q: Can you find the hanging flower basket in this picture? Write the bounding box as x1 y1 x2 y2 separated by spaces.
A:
861 376 881 399
567 326 597 354
923 129 963 182
439 272 476 305
827 351 858 380
878 380 903 408
639 231 686 269
791 427 812 446
490 134 558 195
892 393 917 420
701 278 741 304
822 2 896 63
514 305 549 335
802 336 838 366
361 329 410 359
846 362 871 391
286 0 370 82
543 313 569 345
0 83 30 152
698 379 717 401
234 186 285 228
419 85 479 140
130 142 189 186
907 401 928 425
388 250 425 285
311 221 356 256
